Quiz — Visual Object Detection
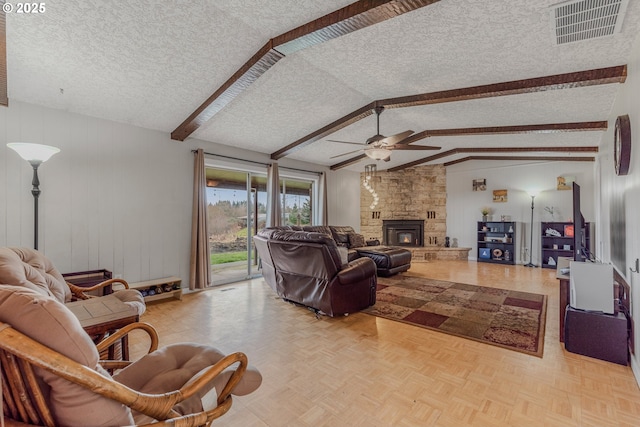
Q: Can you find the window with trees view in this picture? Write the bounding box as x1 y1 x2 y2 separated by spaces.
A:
204 166 316 285
281 178 312 226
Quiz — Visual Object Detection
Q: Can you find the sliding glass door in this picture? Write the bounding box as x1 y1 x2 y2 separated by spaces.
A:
205 168 266 286
205 163 318 285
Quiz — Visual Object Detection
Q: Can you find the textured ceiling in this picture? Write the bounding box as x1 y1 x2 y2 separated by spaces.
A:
6 0 640 171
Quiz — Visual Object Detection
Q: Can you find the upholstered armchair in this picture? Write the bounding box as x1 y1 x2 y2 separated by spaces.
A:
0 285 262 426
0 247 145 316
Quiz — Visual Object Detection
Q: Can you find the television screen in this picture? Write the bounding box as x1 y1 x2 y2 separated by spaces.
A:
572 182 584 261
610 179 626 273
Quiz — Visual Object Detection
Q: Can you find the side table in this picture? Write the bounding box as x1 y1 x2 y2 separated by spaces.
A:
66 295 139 360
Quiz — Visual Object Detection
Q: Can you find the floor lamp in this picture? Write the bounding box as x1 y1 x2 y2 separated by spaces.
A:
7 143 61 250
524 190 539 267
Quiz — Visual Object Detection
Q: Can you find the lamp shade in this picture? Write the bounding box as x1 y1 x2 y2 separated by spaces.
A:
527 190 540 198
365 147 391 161
7 143 60 163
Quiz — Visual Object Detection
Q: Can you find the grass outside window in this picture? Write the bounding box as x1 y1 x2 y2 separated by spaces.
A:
211 251 248 265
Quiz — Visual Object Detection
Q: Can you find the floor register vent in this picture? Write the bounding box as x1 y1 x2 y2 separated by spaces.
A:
551 0 629 44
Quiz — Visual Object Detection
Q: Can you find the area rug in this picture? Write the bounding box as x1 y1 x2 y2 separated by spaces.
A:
363 276 547 357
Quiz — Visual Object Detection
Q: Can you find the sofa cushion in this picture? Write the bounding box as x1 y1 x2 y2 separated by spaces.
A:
112 288 146 316
0 247 71 303
328 226 355 247
0 285 134 427
347 233 366 249
302 225 332 237
113 343 262 424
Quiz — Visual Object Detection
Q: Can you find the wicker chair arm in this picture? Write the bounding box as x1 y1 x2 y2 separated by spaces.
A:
178 352 248 404
67 278 131 300
95 322 159 355
0 323 245 424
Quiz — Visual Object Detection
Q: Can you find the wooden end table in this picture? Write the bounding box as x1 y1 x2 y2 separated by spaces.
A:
66 295 139 360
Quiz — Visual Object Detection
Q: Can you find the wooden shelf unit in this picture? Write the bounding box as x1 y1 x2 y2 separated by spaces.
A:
541 222 592 269
477 221 516 265
129 276 182 303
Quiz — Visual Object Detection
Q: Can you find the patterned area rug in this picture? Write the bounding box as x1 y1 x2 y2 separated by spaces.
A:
363 276 547 357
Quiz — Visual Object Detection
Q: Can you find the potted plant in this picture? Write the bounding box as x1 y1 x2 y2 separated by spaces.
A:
480 206 492 222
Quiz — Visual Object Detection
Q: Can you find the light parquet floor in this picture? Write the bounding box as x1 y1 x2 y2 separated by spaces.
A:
130 260 640 426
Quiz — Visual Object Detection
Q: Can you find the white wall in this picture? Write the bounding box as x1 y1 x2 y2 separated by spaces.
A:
0 101 193 281
327 168 362 230
446 160 595 265
596 32 640 384
0 101 348 286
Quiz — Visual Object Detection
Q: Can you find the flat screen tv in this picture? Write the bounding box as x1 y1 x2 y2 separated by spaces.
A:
572 182 585 261
610 177 626 273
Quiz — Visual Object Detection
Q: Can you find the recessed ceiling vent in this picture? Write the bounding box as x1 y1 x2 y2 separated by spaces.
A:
551 0 629 44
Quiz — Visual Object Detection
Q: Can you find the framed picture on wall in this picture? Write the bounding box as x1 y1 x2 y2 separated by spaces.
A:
557 175 575 190
493 189 508 202
473 178 486 191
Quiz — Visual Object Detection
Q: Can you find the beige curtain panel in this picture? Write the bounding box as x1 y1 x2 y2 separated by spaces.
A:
190 149 211 290
266 162 282 227
319 172 328 226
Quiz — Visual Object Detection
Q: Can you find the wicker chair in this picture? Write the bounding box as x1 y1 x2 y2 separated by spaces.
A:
0 247 146 316
0 285 262 426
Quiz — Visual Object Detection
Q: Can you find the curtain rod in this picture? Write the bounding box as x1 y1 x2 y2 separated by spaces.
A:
194 150 323 175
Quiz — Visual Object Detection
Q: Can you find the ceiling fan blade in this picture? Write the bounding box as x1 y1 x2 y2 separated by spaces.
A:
327 139 365 146
390 145 441 151
380 130 414 146
330 148 363 159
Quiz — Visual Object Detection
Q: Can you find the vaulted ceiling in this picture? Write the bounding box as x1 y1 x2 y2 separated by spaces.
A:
5 0 640 172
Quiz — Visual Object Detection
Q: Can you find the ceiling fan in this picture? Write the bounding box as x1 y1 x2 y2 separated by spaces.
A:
329 106 440 161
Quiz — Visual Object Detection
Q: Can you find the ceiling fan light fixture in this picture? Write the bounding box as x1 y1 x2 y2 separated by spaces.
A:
366 147 391 161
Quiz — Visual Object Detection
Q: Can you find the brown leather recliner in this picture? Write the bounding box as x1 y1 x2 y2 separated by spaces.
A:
254 228 377 316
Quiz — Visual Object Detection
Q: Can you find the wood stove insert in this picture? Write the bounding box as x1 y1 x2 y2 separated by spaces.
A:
383 220 424 247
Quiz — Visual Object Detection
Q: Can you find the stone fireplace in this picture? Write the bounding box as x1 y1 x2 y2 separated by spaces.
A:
382 220 424 247
360 164 470 261
360 164 446 246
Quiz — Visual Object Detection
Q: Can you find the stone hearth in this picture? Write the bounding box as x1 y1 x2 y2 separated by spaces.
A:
410 247 471 262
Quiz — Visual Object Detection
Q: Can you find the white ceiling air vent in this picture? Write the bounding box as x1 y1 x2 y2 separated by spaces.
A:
551 0 629 44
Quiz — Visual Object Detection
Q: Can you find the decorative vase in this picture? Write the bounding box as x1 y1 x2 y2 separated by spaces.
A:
482 215 488 222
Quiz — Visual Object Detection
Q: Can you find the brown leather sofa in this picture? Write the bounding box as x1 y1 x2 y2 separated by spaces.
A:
254 228 377 317
300 225 412 276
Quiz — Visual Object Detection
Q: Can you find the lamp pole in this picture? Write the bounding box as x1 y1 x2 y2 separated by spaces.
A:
7 143 60 250
524 193 537 267
29 160 42 249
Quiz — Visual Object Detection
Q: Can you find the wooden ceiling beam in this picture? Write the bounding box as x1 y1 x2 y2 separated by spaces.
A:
272 102 377 159
277 65 625 159
272 0 440 56
379 65 626 109
400 121 608 145
385 146 599 171
171 0 439 141
443 155 595 166
330 153 369 170
330 121 604 170
171 42 283 141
